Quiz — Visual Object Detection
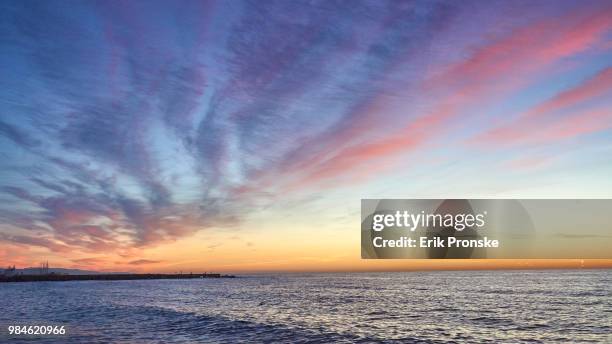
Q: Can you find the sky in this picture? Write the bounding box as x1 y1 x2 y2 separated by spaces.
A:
0 0 611 273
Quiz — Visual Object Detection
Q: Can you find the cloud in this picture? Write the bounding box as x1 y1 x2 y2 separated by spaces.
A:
242 3 612 190
128 259 162 265
473 67 612 146
524 67 612 119
556 233 612 239
0 233 72 253
427 6 612 91
503 156 555 171
0 121 41 149
71 257 108 265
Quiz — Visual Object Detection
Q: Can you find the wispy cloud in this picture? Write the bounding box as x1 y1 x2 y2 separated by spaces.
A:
128 259 162 266
473 67 612 145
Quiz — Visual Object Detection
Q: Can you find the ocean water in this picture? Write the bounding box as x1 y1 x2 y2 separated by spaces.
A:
0 270 610 343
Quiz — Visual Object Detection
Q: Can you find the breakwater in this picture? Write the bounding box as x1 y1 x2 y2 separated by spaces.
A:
0 273 235 283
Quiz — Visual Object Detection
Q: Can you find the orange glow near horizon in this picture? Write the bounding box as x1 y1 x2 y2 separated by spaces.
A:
11 258 612 274
4 211 612 273
6 232 612 274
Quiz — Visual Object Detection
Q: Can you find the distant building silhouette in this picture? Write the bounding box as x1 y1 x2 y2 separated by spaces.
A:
39 261 49 275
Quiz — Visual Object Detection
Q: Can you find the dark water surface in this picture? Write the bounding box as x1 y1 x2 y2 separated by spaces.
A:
0 270 610 343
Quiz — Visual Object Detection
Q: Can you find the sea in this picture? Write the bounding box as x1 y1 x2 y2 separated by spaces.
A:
0 270 610 343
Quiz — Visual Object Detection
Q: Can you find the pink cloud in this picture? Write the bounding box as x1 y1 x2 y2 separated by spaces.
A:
526 67 612 118
279 7 612 189
127 259 162 265
0 233 72 253
428 7 612 91
503 156 555 171
475 67 612 145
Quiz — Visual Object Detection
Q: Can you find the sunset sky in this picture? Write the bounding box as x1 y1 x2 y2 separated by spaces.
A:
1 0 611 273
